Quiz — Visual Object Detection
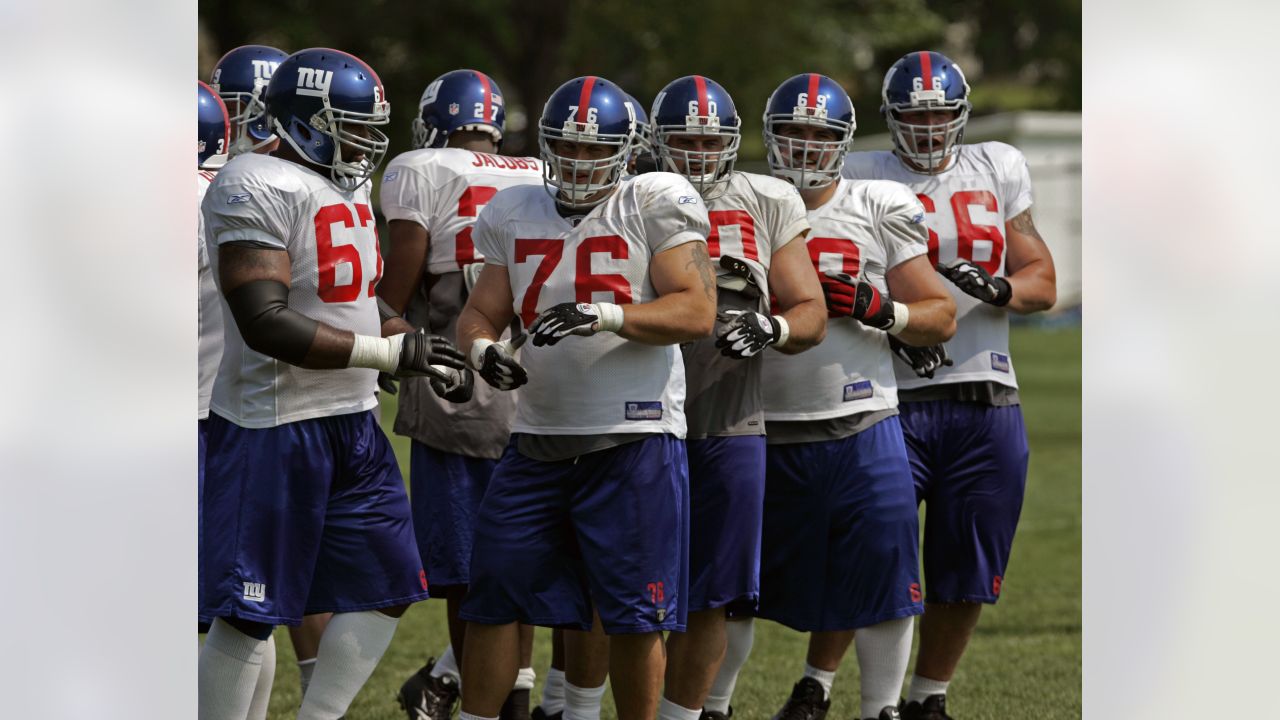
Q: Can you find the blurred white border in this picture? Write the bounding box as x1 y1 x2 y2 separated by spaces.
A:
1084 1 1280 716
0 1 195 717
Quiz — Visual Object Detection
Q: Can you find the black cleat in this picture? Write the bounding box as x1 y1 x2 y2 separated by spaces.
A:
899 694 953 720
872 706 901 720
396 658 460 720
531 707 563 720
501 688 532 720
770 677 830 720
700 707 733 720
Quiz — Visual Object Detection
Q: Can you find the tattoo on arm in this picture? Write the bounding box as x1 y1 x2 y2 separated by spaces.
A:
1009 209 1044 243
685 242 718 303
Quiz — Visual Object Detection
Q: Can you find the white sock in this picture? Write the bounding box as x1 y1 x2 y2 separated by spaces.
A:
563 679 607 720
803 663 836 701
298 657 317 697
431 643 461 682
854 617 913 718
658 697 702 720
706 619 754 713
198 618 268 720
541 668 566 714
906 674 950 704
246 633 276 720
462 712 498 720
515 666 537 691
297 610 400 719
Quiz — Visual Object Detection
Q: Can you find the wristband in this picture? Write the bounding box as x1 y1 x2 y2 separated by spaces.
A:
469 338 495 370
595 302 625 333
349 333 402 373
886 302 910 336
773 315 791 348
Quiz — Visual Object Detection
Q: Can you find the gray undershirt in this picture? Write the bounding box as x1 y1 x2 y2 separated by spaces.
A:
765 408 900 445
516 432 652 462
899 380 1021 407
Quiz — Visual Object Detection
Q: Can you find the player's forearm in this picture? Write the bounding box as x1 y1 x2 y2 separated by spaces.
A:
223 278 358 369
381 316 415 337
1005 263 1057 314
617 290 716 345
456 305 504 358
773 298 827 354
896 296 956 346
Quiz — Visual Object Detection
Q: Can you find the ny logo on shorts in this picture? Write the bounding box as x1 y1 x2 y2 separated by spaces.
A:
242 581 266 603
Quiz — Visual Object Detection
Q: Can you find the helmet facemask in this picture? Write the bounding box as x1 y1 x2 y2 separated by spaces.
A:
763 109 855 190
539 116 633 210
276 93 390 191
653 118 740 200
885 100 969 174
216 82 277 156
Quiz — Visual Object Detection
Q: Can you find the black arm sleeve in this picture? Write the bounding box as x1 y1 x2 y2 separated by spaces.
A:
223 279 320 366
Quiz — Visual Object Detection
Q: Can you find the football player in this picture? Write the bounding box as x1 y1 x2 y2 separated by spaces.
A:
841 52 1056 720
209 44 288 157
740 73 958 720
626 93 655 175
377 68 543 720
197 48 468 720
198 79 283 720
647 74 827 720
454 75 716 720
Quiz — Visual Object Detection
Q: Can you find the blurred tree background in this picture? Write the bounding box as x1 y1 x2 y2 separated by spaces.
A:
198 0 1080 159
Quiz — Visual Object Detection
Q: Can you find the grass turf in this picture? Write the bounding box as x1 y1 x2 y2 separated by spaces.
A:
265 324 1081 719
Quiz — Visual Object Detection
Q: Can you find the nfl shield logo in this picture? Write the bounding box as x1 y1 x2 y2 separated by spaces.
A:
448 103 460 116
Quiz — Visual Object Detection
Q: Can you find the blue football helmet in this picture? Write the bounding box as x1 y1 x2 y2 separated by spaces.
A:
198 81 230 169
651 75 741 198
763 73 856 189
626 93 652 160
538 76 635 209
264 48 391 191
881 51 972 173
412 69 506 149
209 44 288 156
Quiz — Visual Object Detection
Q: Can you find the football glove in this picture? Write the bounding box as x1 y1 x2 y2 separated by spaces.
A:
888 335 953 379
715 310 789 359
396 330 469 384
821 271 899 331
936 259 1012 306
471 334 529 391
429 366 475 403
529 302 624 347
376 372 399 396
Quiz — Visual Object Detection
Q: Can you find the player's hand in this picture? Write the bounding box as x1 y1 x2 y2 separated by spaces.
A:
396 330 468 385
529 302 623 347
472 334 529 391
821 271 897 330
715 310 784 359
935 259 1012 306
429 366 475 402
887 335 953 379
377 372 399 396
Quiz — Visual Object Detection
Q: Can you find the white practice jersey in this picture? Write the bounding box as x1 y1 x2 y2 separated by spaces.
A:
684 171 809 438
704 172 810 299
380 148 543 275
378 147 544 458
763 178 929 420
198 169 223 420
202 154 381 428
842 142 1033 389
473 172 710 436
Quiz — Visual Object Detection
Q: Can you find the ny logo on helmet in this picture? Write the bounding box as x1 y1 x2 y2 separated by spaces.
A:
251 59 279 80
296 67 334 98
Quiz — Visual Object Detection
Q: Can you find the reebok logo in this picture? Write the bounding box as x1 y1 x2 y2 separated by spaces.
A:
242 581 266 603
296 67 333 97
227 193 252 205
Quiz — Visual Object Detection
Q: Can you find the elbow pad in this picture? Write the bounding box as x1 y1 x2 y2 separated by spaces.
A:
223 279 319 365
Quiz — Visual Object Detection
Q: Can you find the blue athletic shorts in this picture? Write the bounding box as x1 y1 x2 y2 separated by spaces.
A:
900 400 1030 603
758 416 923 631
685 435 764 614
409 440 497 589
198 419 210 626
460 433 689 634
199 410 429 625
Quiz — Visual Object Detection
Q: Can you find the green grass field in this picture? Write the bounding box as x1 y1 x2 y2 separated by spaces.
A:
265 325 1081 719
